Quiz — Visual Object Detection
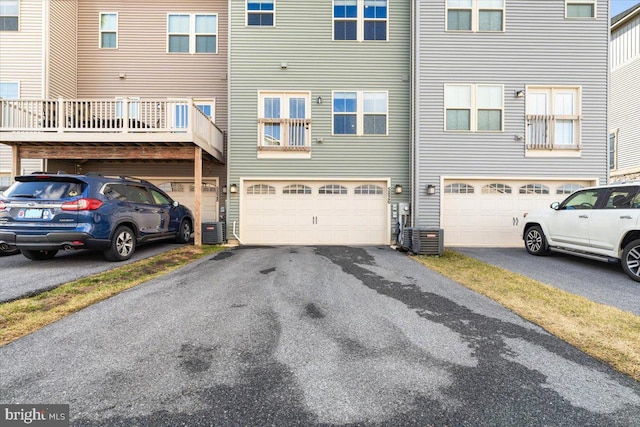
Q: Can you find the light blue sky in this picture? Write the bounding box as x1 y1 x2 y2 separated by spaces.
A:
611 0 640 16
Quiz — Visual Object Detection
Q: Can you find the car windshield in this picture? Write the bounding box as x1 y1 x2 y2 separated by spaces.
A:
4 180 86 200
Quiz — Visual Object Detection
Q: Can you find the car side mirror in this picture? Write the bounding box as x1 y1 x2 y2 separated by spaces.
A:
550 202 560 210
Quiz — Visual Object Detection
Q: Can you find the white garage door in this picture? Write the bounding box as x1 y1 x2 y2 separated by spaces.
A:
442 179 594 247
242 180 389 245
154 180 219 222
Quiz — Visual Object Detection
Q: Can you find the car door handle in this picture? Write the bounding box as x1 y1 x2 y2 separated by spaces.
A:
620 215 632 219
579 215 589 219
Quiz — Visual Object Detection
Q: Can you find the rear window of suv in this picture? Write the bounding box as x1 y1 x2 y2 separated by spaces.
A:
4 180 86 200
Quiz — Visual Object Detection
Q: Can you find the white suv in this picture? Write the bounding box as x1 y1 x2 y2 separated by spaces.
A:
522 182 640 282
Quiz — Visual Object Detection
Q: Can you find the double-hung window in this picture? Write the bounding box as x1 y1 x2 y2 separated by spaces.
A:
168 13 218 54
0 0 18 31
333 0 387 41
99 13 118 49
247 0 275 26
444 84 503 131
526 87 581 149
609 131 617 170
446 0 504 32
566 0 596 18
258 92 310 149
333 91 388 135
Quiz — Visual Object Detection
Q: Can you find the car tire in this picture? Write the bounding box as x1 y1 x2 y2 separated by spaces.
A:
621 239 640 283
524 225 549 256
0 246 20 257
21 249 58 260
175 219 192 244
104 225 136 262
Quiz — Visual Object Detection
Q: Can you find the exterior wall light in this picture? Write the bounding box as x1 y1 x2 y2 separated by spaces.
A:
317 96 322 104
426 184 436 195
515 90 525 98
394 184 403 194
222 185 227 194
229 183 238 194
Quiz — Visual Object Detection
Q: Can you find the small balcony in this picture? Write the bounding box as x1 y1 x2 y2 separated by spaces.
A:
0 98 224 162
526 114 582 151
258 118 312 151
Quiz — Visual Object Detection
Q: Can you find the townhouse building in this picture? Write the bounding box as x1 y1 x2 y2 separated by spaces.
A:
413 0 610 247
226 0 411 245
610 3 640 182
0 0 229 240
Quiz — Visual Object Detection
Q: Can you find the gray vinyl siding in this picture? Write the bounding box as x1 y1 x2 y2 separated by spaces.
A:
414 0 610 228
76 0 228 132
48 0 77 98
228 0 411 227
610 13 640 176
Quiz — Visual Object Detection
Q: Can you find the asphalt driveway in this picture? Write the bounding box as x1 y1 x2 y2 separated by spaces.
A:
455 247 640 316
1 246 639 426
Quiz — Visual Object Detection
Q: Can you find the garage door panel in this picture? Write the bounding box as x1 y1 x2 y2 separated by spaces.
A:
444 179 592 247
243 180 388 245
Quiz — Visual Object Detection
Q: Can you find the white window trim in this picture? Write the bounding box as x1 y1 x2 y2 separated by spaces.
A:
0 0 19 32
245 0 276 27
445 0 505 33
332 0 390 42
331 90 389 136
565 0 597 19
443 84 504 132
99 12 118 49
609 129 618 171
257 91 312 159
167 13 219 54
195 99 216 123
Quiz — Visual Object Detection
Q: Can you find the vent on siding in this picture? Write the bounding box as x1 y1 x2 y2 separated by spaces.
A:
412 229 444 256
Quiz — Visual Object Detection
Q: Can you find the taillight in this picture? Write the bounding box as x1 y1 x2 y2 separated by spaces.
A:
61 198 103 211
0 200 5 211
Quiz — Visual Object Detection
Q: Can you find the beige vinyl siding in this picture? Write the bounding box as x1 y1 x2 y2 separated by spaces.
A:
76 0 228 131
48 0 77 98
228 1 411 230
0 0 43 97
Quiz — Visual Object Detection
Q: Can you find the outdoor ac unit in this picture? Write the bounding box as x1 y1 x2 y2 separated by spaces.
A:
412 228 444 256
401 227 413 251
202 222 226 244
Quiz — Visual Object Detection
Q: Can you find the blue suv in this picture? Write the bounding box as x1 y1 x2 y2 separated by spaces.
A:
0 173 194 261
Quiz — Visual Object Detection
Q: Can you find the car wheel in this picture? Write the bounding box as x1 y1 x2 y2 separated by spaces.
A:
21 249 58 260
621 239 640 283
175 219 192 244
524 225 549 256
0 246 20 256
104 225 136 261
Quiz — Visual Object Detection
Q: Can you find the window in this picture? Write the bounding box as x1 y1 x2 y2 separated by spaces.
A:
519 184 549 195
526 87 581 149
355 185 383 194
566 0 596 18
333 0 387 41
258 92 310 149
168 13 218 53
247 184 275 195
444 183 474 194
609 131 617 170
603 188 638 209
99 13 118 48
0 82 18 99
445 84 503 132
319 185 348 194
556 184 584 195
150 189 172 205
561 189 601 209
0 0 18 31
115 97 140 120
482 183 511 194
247 0 274 26
283 185 311 194
333 91 388 135
447 0 504 32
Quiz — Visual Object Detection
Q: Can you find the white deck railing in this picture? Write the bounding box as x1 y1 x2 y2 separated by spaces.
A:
526 114 582 150
257 118 311 150
0 98 224 156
